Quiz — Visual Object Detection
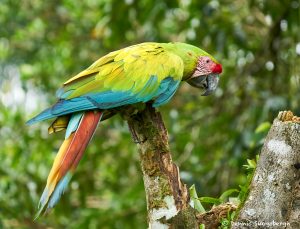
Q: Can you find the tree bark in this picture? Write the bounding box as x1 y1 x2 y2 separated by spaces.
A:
232 111 300 229
124 107 300 228
124 104 198 229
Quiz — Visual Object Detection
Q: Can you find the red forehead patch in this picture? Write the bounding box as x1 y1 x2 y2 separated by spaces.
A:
212 64 222 74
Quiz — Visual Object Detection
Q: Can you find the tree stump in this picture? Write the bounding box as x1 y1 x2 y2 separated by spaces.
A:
232 111 300 229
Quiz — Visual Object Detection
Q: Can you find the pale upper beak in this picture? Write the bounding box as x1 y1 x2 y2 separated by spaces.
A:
187 74 220 96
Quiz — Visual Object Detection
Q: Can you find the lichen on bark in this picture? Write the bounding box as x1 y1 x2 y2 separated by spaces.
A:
232 111 300 229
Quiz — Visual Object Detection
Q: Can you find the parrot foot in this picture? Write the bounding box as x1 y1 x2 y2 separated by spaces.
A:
127 123 147 144
277 110 300 123
133 138 148 144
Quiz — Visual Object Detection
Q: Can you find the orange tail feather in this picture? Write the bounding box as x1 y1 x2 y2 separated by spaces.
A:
36 110 102 218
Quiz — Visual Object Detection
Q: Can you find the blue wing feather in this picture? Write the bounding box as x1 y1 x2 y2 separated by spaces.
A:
153 77 181 107
27 77 180 125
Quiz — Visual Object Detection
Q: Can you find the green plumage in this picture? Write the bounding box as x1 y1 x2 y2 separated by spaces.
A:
60 42 213 99
28 42 218 125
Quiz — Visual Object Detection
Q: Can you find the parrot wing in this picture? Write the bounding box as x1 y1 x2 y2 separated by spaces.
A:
27 43 184 124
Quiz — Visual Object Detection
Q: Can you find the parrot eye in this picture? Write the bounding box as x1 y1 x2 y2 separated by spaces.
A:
206 59 210 63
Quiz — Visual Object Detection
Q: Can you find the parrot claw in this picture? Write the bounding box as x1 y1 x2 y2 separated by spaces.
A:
133 138 147 144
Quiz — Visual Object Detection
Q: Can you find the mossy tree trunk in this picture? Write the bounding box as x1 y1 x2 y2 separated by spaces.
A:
232 111 300 229
124 103 198 228
123 107 300 228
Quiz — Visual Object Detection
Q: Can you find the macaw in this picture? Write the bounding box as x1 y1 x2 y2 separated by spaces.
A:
27 42 222 217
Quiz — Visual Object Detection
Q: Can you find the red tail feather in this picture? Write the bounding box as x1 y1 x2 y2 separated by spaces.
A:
58 111 102 179
37 110 102 216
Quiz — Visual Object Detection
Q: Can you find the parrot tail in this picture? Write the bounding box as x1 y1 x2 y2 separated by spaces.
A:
35 110 102 219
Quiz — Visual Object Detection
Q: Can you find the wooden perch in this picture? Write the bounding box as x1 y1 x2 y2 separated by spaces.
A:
232 111 300 229
124 104 198 228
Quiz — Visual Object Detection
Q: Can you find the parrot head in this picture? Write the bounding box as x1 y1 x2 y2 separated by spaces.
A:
187 56 222 96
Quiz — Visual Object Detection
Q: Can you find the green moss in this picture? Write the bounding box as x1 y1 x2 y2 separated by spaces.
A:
148 178 173 209
168 207 198 228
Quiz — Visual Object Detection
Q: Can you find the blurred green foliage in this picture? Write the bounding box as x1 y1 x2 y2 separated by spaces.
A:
0 0 299 228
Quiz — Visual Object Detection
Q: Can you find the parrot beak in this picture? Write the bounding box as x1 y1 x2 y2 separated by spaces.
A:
187 73 219 96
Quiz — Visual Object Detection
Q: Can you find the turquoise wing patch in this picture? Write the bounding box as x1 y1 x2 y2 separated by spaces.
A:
27 76 181 124
153 77 181 107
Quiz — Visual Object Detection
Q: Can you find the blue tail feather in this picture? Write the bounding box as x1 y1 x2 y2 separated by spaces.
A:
47 173 72 209
35 173 72 219
65 112 84 139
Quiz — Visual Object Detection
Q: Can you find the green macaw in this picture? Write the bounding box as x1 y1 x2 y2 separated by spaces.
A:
27 42 222 217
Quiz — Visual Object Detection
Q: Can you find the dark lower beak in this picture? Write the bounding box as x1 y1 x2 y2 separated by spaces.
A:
187 74 219 96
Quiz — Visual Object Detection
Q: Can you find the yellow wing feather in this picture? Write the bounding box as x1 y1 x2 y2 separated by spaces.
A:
61 42 184 100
